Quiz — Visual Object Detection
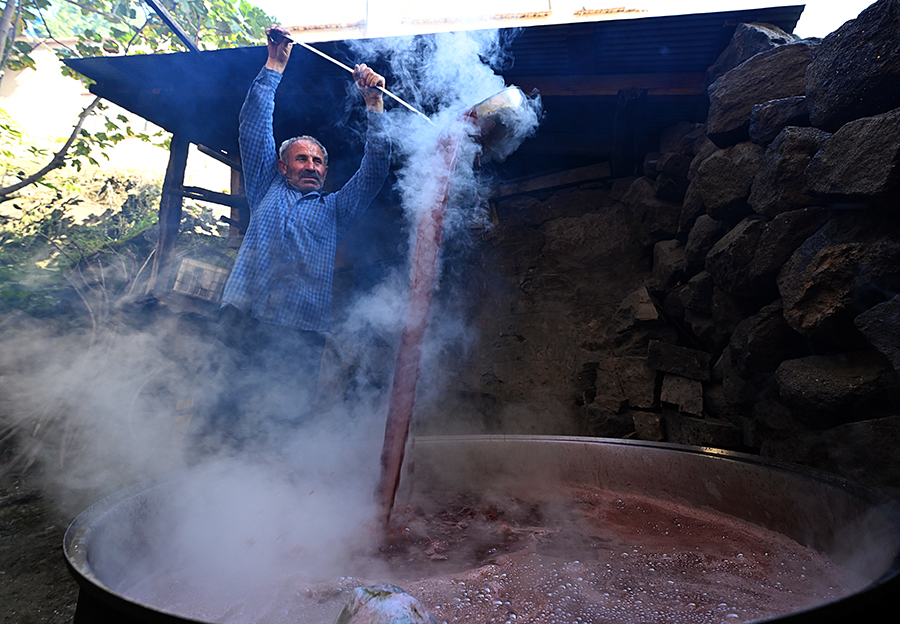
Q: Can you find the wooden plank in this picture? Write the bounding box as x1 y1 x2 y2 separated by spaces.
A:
172 185 246 208
493 162 612 198
509 73 706 97
196 144 241 172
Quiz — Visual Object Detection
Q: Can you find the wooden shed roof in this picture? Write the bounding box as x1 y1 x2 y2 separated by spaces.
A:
65 6 804 179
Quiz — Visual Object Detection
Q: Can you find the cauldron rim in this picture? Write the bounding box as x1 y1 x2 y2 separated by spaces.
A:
63 434 900 624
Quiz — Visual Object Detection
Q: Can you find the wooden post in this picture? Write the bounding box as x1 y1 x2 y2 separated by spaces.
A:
610 87 647 178
228 161 249 245
147 133 190 293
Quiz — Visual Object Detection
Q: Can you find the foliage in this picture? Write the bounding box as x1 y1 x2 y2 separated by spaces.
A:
0 0 274 195
11 0 273 70
0 169 163 316
0 108 52 183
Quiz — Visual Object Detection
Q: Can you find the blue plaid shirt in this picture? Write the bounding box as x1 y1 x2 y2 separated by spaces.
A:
222 68 391 331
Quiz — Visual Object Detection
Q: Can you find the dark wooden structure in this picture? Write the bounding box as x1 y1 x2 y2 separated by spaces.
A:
64 6 805 287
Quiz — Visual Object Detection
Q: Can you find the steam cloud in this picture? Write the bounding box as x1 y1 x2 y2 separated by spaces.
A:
0 27 540 623
339 29 541 418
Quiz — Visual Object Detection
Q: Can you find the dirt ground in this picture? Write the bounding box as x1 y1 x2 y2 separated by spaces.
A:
0 464 79 624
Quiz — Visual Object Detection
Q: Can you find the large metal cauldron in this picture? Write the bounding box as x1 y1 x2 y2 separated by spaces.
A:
64 436 900 623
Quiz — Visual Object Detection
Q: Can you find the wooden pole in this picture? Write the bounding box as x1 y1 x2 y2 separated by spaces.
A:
610 87 647 178
376 116 475 537
147 133 190 293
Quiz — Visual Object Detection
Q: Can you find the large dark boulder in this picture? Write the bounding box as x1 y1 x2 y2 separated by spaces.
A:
748 207 831 286
854 295 900 372
818 416 900 497
775 350 897 426
647 340 711 381
678 180 706 237
688 131 719 179
705 216 767 297
685 214 728 275
711 285 764 340
748 126 831 217
728 300 807 379
681 274 732 351
704 22 799 92
586 356 657 412
806 0 900 131
707 41 817 147
695 142 765 222
804 107 900 202
659 121 705 155
749 96 810 146
680 270 714 315
654 152 693 202
716 347 762 411
777 212 900 346
665 411 743 449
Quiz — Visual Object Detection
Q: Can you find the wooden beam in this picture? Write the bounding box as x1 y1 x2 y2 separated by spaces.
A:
611 88 647 178
229 160 248 242
197 144 241 172
147 133 190 293
492 162 612 199
509 73 706 97
170 185 246 208
511 132 610 156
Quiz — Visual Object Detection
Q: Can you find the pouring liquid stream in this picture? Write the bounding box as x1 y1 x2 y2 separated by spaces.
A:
375 115 474 536
376 87 536 538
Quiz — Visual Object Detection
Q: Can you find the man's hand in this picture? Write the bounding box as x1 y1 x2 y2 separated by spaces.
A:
265 25 292 73
353 64 385 114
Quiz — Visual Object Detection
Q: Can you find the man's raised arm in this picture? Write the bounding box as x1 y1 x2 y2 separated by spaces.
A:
237 25 293 209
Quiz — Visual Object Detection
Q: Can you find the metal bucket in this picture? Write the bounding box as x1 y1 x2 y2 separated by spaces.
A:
469 86 537 162
64 436 900 623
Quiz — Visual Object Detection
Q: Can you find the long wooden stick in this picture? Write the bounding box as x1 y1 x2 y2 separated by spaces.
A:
375 117 474 535
292 40 434 124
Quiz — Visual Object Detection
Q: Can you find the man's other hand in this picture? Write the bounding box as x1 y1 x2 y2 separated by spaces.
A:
353 64 385 114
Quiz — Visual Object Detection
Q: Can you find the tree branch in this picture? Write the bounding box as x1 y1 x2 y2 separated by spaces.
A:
0 94 102 198
0 0 15 55
35 3 77 56
0 0 19 89
60 0 135 25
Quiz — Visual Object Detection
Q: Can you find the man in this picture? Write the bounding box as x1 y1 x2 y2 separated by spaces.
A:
195 25 391 453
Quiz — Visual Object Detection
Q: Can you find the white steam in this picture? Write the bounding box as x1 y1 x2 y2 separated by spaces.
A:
339 29 541 418
0 27 540 623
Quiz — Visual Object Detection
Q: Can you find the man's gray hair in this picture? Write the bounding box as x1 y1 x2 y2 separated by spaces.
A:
278 135 329 165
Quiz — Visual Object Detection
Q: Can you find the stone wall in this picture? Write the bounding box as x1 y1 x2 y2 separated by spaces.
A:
449 0 900 495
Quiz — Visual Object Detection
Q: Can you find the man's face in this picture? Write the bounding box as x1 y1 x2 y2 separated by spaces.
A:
278 140 328 193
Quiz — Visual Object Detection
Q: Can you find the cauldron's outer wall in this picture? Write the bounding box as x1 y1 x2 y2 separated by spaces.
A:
64 436 900 624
